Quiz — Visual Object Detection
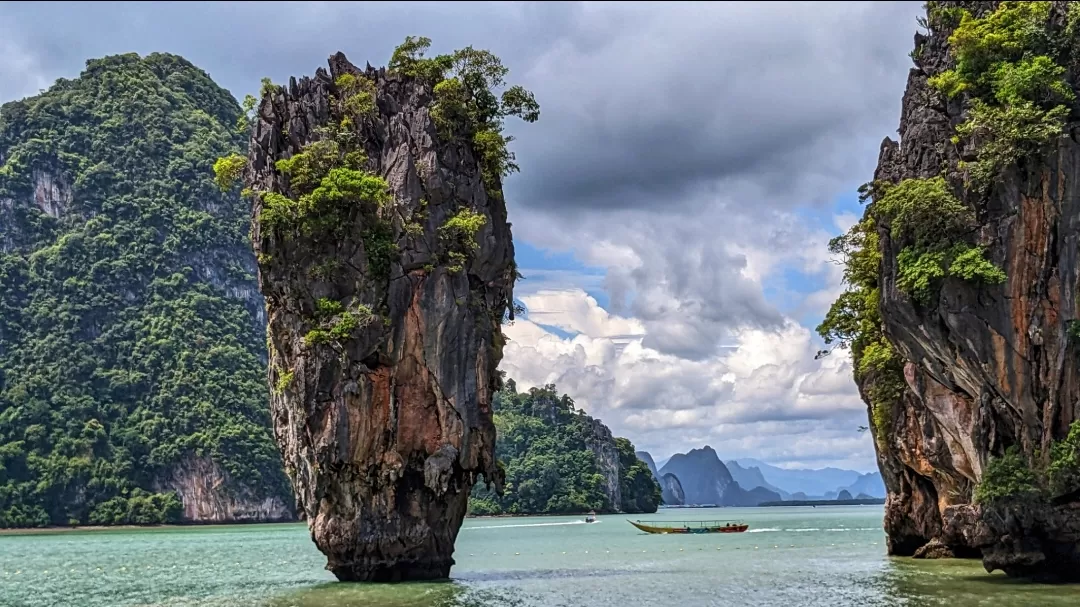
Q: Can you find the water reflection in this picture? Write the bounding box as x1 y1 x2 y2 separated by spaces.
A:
878 557 1080 606
266 581 534 607
262 556 1080 607
459 566 678 583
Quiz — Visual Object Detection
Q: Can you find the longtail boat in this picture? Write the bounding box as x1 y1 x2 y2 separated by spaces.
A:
628 520 749 534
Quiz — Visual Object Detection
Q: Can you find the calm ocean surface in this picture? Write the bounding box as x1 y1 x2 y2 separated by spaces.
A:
3 505 1079 607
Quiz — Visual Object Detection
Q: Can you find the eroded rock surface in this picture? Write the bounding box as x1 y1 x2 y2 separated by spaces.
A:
856 0 1080 580
156 456 293 523
244 52 514 582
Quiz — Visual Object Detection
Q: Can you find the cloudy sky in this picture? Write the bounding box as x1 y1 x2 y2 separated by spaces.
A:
0 1 925 472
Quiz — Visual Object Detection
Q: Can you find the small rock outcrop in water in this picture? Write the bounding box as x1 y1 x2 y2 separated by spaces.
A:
223 41 538 581
912 538 959 560
819 1 1080 580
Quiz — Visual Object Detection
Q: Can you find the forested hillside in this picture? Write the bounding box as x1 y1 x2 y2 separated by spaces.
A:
469 380 660 515
0 51 659 530
0 53 292 527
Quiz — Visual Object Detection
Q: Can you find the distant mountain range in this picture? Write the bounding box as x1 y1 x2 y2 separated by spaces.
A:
658 446 782 507
732 458 884 498
636 447 885 507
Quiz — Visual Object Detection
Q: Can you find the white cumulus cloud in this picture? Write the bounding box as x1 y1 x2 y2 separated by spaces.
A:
499 288 875 471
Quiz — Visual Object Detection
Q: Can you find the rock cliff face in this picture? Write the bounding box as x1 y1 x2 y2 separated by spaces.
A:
241 50 524 581
638 450 686 505
156 456 293 523
660 473 686 505
585 417 622 508
637 451 659 476
659 447 733 505
836 1 1080 581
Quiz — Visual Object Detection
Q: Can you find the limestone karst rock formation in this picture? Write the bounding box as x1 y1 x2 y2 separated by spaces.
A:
223 41 538 582
821 1 1080 581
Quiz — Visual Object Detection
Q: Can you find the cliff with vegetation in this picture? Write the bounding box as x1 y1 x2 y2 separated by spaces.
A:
637 450 686 505
0 53 293 528
218 38 537 582
819 1 1080 580
467 381 661 516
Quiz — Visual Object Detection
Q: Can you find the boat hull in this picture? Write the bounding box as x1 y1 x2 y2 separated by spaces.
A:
629 520 749 534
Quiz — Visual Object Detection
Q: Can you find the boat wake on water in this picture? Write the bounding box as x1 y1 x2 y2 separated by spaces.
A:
465 520 602 531
747 527 880 534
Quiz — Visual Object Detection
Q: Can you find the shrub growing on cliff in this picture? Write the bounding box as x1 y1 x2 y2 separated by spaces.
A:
873 177 1006 303
817 217 881 358
816 214 902 446
303 298 374 348
213 153 246 191
819 177 1008 444
1048 420 1080 497
439 208 487 273
268 145 392 238
929 1 1074 187
388 36 539 196
335 73 377 119
975 446 1042 504
968 422 1080 503
273 370 295 396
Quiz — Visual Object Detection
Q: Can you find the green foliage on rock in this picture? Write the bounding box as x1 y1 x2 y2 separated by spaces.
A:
387 36 539 196
303 298 373 349
334 73 377 119
213 153 246 192
1048 420 1080 497
819 177 1007 443
258 142 391 239
439 208 487 273
615 437 662 513
929 1 1074 186
273 370 295 396
0 53 290 528
221 69 397 293
873 177 1006 303
468 381 660 515
975 446 1042 504
816 213 902 445
973 421 1080 503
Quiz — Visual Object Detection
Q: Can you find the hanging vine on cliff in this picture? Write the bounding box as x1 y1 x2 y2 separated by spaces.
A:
815 188 903 444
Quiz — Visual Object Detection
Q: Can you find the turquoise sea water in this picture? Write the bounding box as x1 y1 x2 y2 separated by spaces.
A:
3 506 1079 607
